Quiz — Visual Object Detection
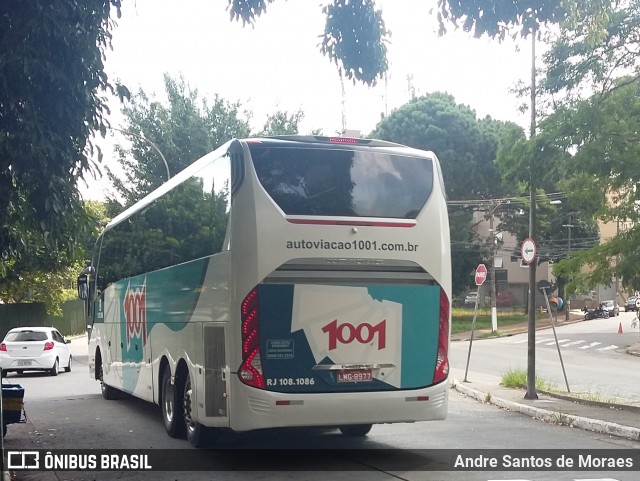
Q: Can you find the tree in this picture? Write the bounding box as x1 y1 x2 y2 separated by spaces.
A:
371 92 513 201
369 92 518 293
0 200 106 315
258 110 304 136
542 1 640 103
436 1 571 38
0 0 127 278
228 0 390 86
538 79 640 293
109 74 253 206
109 73 308 210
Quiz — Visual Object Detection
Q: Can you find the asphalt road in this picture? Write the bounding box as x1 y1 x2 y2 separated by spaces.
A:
2 333 638 481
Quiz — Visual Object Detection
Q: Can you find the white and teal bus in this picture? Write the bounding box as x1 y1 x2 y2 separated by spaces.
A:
78 135 452 447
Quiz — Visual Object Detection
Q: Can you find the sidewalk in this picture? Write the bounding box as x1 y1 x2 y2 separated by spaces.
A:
450 309 640 442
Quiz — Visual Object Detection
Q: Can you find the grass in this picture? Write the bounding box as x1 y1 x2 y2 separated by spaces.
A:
500 368 556 391
452 307 531 334
501 369 629 406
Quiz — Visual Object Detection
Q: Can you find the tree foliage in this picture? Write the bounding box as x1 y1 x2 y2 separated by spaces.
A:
0 0 127 278
108 74 253 206
228 0 389 86
370 92 518 293
436 0 571 38
0 199 107 315
371 92 511 201
538 79 640 292
533 1 640 293
258 110 304 136
542 0 640 102
109 73 307 208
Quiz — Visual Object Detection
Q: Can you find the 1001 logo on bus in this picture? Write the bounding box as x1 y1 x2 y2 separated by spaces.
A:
322 319 386 350
124 281 147 349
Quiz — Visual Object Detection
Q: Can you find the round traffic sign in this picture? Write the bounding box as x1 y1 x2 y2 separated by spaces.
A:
537 279 554 294
475 264 488 286
521 238 536 264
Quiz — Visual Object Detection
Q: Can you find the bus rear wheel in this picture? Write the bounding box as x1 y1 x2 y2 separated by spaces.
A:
339 424 372 437
183 373 210 447
161 367 185 438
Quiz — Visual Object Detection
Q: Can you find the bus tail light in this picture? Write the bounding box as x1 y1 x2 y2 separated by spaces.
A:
433 289 450 384
238 289 266 389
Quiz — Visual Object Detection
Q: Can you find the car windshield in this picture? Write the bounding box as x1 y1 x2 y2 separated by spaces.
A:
4 331 48 342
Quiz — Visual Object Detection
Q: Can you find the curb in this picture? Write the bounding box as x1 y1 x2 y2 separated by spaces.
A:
451 379 640 442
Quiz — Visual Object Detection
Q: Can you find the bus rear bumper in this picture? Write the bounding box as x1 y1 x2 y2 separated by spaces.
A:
225 381 449 432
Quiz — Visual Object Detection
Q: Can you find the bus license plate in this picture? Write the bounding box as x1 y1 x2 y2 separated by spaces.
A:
337 369 372 383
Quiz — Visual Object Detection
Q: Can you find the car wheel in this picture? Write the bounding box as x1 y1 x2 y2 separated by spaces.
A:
161 367 185 438
49 358 59 376
64 355 72 373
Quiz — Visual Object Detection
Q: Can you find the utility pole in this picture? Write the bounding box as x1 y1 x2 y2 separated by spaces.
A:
525 25 538 401
562 215 574 321
487 203 501 332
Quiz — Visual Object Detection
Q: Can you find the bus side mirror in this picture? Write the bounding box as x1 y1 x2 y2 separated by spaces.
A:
77 274 89 300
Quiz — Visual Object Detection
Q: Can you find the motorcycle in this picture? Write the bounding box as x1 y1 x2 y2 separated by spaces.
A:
582 304 609 320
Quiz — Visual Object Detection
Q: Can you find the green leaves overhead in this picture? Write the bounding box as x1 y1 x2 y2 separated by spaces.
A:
543 1 640 101
227 0 275 25
320 0 390 86
437 0 569 38
227 0 389 86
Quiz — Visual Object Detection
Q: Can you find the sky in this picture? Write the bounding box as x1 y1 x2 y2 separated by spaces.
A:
85 0 535 199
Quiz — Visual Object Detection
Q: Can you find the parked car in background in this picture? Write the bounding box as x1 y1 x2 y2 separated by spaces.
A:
464 292 479 305
0 327 72 377
464 291 491 306
601 299 619 317
625 296 638 312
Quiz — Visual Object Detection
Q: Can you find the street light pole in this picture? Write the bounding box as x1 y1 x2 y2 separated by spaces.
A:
112 127 171 182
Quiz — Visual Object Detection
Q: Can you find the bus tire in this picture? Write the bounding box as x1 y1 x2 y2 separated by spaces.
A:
183 373 210 447
98 361 118 400
339 424 372 437
162 367 185 438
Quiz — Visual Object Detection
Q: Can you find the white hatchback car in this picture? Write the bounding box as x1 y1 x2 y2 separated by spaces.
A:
0 327 72 377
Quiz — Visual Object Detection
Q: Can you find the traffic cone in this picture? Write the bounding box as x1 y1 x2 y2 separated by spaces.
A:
618 322 623 334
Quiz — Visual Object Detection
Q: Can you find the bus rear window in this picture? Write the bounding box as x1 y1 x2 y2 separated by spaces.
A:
249 146 433 219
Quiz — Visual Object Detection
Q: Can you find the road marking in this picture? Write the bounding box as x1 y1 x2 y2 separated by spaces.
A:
596 345 619 351
579 342 602 349
535 338 551 344
560 340 585 347
545 339 570 345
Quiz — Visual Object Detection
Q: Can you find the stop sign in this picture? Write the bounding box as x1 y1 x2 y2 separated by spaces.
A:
475 264 488 286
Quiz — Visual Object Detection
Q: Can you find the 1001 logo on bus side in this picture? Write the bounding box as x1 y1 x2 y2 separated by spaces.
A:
321 319 386 350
